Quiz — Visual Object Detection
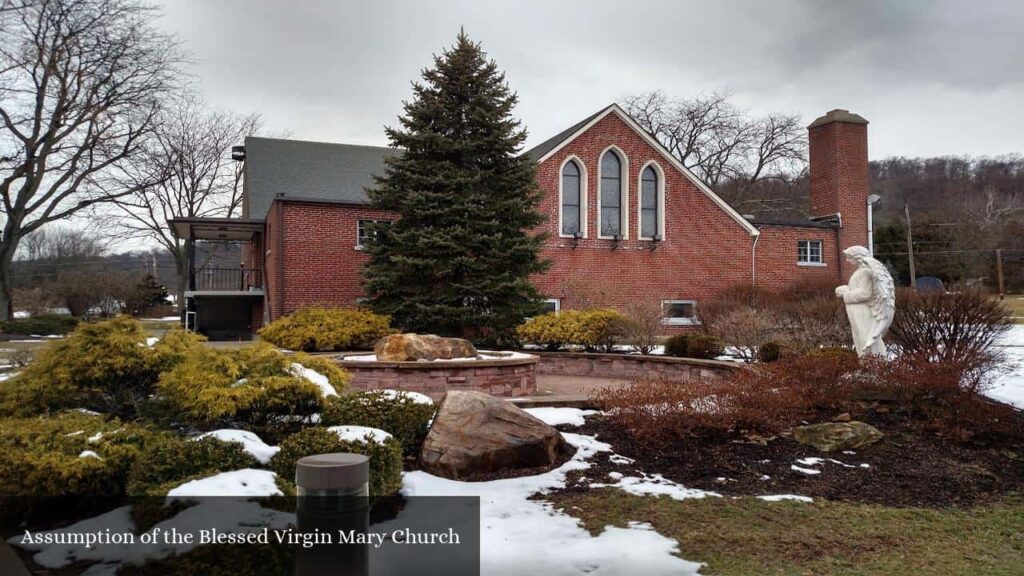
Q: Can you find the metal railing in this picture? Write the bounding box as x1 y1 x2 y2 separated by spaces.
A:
193 267 263 291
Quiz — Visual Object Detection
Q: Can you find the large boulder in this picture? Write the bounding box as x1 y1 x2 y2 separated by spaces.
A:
420 391 568 479
374 333 478 362
793 421 883 452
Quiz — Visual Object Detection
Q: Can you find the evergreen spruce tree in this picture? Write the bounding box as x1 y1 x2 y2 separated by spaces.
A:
363 32 549 342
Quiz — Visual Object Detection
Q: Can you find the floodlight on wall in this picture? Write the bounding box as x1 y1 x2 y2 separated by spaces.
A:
571 230 582 249
649 234 662 251
231 146 246 161
611 234 622 251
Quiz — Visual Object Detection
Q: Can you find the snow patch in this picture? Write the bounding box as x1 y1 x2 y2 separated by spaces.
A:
790 465 821 475
167 469 282 498
523 407 597 427
289 363 337 397
78 450 101 460
592 473 720 501
194 429 279 465
758 494 813 503
328 425 392 444
374 389 433 405
985 324 1024 409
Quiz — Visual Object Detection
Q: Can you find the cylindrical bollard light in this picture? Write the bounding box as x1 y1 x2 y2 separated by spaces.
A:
295 453 370 576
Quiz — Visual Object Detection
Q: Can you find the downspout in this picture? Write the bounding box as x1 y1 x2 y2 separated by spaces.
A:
750 232 760 287
276 199 286 321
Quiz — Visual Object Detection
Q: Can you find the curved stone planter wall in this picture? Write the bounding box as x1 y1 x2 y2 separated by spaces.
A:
531 351 740 381
336 353 537 399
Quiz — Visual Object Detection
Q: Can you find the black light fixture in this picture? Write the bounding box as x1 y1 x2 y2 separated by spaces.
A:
610 233 622 251
231 145 246 161
571 230 582 249
649 234 662 251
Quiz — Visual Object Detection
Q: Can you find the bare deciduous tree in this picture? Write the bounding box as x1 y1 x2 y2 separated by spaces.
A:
104 93 261 305
622 90 806 211
0 0 180 320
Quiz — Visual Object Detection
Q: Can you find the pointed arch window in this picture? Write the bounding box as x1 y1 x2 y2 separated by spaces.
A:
600 150 622 237
641 166 659 239
561 160 582 236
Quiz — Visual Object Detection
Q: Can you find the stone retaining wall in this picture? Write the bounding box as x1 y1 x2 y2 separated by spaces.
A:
532 351 739 380
337 355 537 399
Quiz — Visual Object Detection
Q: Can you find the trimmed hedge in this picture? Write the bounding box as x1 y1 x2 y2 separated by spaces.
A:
516 308 627 351
0 314 78 336
0 317 206 418
258 307 393 352
154 343 343 439
663 333 724 360
321 391 435 455
270 427 403 497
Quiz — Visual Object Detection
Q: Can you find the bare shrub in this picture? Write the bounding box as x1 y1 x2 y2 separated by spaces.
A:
887 287 1012 390
622 297 664 354
704 306 778 362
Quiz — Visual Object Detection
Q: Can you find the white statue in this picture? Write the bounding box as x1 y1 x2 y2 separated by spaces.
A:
835 245 895 357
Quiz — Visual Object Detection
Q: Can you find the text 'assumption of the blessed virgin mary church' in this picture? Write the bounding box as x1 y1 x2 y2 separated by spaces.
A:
169 105 872 339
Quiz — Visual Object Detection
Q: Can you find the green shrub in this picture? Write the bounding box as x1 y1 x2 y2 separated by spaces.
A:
516 308 627 351
663 334 690 357
321 391 435 455
0 317 206 418
0 314 78 335
155 343 338 439
127 436 259 496
686 334 725 359
662 333 723 359
0 412 161 523
270 427 403 497
258 307 393 352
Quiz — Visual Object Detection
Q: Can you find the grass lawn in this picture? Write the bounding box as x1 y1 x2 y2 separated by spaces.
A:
1003 295 1024 323
550 489 1024 576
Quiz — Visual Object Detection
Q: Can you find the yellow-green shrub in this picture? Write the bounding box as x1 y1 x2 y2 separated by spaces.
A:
155 343 345 439
0 412 162 522
516 308 627 351
0 317 206 418
321 391 435 455
270 427 403 497
258 307 393 352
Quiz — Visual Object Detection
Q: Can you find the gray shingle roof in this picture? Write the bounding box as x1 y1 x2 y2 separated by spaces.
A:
523 106 610 161
243 136 401 218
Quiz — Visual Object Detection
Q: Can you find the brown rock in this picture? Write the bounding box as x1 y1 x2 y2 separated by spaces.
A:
374 333 478 362
793 421 883 452
420 391 568 479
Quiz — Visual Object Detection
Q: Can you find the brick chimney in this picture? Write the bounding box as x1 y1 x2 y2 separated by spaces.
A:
807 109 869 280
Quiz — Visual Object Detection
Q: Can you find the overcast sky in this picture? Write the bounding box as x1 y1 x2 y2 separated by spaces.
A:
155 0 1024 159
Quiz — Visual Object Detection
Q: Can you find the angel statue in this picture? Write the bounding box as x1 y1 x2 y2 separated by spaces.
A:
835 245 896 357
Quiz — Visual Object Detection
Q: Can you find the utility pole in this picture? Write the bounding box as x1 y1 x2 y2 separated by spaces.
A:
996 248 1005 299
904 204 916 289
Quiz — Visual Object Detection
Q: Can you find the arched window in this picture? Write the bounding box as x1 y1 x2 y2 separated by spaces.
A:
641 165 659 239
600 150 622 237
561 160 582 235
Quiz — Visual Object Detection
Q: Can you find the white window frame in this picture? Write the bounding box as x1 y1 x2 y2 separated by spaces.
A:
597 145 629 240
797 239 826 266
542 298 561 314
637 160 666 241
661 300 699 326
558 156 588 239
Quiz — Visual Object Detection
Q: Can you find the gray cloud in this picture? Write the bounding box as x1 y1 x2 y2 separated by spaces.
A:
155 0 1024 158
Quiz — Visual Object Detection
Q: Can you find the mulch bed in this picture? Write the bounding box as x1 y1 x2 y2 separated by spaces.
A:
553 406 1024 508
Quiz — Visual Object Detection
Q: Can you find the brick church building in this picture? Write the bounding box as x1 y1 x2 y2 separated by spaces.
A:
170 106 871 339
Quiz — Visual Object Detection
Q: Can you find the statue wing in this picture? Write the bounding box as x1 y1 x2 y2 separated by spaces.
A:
866 258 896 345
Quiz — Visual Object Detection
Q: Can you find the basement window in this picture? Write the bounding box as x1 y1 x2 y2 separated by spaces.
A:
797 240 824 265
662 300 698 326
541 299 561 314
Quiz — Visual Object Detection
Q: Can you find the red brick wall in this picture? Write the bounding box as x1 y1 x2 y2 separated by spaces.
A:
809 119 870 281
754 225 841 291
273 200 395 319
532 112 758 311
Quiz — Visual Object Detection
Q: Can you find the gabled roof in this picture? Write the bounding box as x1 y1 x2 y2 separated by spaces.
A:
243 136 400 218
525 104 760 237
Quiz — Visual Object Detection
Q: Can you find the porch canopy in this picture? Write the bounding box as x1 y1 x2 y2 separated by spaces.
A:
169 217 264 241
